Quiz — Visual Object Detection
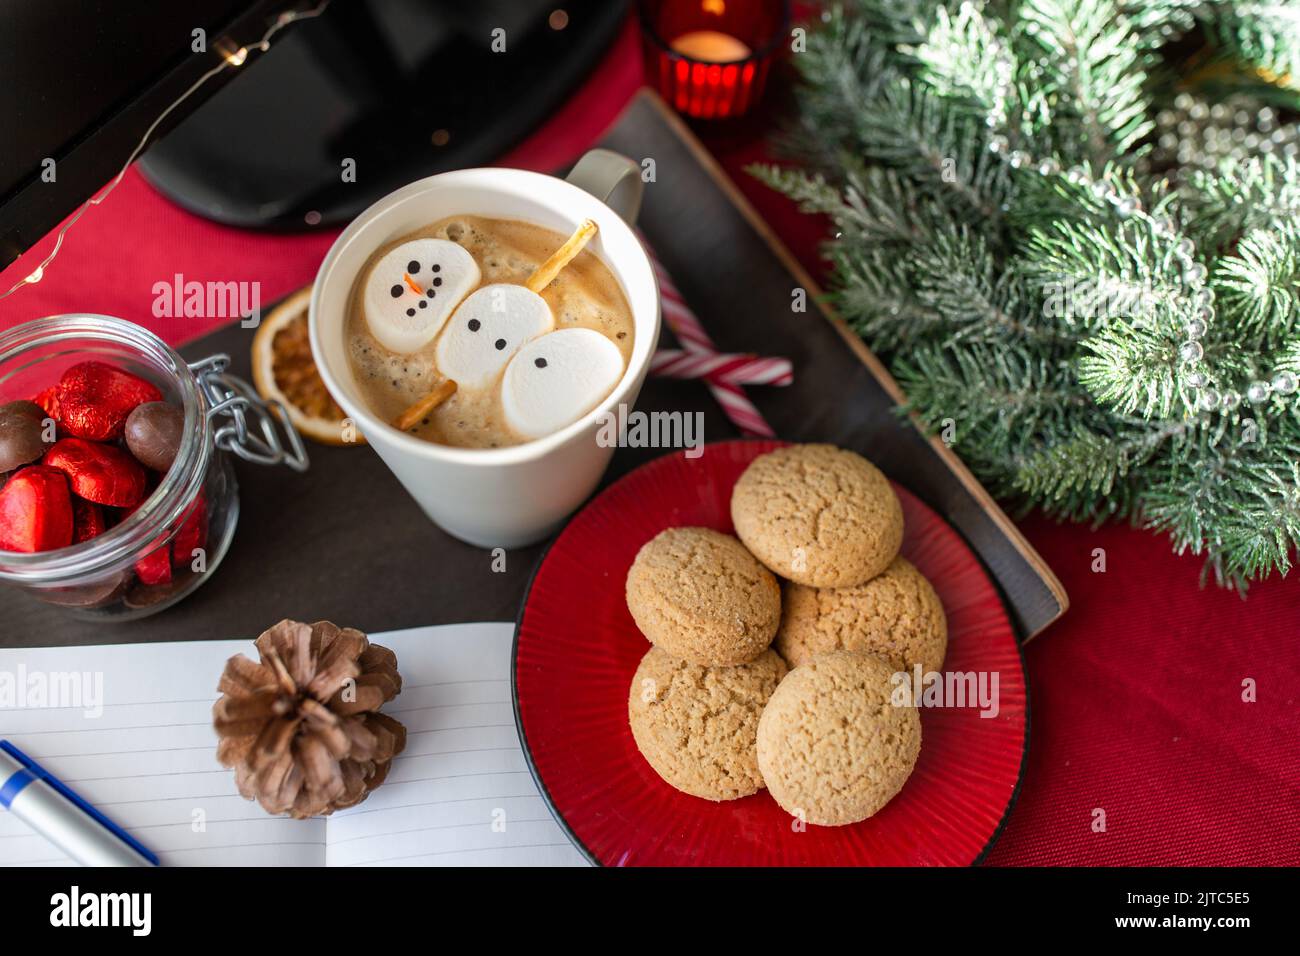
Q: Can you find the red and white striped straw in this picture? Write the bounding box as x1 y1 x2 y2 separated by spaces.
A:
646 250 789 437
649 349 793 386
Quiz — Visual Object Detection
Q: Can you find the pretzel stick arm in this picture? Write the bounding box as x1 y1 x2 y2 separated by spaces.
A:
525 219 598 293
393 378 457 431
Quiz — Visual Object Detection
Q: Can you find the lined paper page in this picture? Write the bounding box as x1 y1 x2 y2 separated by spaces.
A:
0 623 586 867
325 623 586 867
0 639 325 866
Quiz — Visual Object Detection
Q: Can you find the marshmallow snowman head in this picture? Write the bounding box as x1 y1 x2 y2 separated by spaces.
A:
435 284 554 390
502 328 625 439
364 238 479 354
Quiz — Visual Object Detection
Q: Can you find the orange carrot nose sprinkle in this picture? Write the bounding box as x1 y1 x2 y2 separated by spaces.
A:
402 273 422 295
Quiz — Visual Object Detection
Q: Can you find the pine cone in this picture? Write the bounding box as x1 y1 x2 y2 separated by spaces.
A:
213 619 405 818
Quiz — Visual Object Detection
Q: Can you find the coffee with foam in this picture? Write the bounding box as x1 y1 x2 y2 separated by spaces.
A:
346 216 634 449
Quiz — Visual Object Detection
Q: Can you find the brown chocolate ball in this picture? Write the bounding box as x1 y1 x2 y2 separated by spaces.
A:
0 400 50 473
40 570 132 608
125 402 184 473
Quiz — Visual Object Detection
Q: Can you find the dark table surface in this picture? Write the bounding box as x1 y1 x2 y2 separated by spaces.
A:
0 92 1062 648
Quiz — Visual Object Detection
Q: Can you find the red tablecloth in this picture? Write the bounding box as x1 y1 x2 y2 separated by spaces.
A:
2 15 1295 866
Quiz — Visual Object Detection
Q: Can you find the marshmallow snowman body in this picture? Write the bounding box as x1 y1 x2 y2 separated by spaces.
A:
364 239 479 354
435 284 555 389
502 328 625 439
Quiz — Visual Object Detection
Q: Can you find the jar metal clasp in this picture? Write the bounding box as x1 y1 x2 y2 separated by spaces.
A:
188 354 310 472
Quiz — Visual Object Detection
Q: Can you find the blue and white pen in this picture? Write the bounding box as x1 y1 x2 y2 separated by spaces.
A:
0 740 158 867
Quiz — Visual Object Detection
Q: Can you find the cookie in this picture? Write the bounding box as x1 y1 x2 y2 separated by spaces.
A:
628 646 788 800
730 444 903 588
775 557 947 673
625 526 781 666
756 651 920 826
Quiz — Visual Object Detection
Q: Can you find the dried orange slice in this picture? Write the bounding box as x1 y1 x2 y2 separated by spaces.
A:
252 287 364 446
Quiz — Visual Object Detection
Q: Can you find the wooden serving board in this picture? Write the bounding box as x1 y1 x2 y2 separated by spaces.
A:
0 90 1065 649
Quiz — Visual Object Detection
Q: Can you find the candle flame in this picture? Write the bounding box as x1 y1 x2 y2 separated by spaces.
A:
702 0 725 14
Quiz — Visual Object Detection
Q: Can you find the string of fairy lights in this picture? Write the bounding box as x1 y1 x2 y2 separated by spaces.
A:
0 0 332 303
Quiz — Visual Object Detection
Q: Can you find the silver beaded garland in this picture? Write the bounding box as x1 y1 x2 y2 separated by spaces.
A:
1246 381 1272 404
975 86 1298 419
1153 93 1300 172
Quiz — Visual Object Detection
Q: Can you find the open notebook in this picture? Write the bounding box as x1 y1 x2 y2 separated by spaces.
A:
0 623 587 866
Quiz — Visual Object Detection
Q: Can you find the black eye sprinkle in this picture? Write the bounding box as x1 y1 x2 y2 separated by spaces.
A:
433 277 443 287
418 299 428 309
390 285 403 298
467 318 480 332
534 357 548 368
494 338 506 350
407 260 420 273
406 308 416 317
432 263 441 273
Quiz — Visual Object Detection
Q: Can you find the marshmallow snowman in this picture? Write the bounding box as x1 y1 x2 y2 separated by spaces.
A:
364 238 479 353
502 328 624 439
435 284 554 389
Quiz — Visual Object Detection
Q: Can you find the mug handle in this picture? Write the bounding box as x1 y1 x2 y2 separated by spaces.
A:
566 149 643 225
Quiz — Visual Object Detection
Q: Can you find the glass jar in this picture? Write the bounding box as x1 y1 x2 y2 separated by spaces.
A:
0 315 307 620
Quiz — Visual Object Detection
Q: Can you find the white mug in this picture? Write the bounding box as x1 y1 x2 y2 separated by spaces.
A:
309 150 659 548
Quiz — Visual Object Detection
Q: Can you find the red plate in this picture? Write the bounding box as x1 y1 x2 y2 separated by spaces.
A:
513 440 1027 866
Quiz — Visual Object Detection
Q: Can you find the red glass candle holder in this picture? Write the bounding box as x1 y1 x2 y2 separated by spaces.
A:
639 0 790 119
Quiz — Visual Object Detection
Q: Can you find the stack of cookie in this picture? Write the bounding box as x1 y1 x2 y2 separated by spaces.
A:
625 443 948 827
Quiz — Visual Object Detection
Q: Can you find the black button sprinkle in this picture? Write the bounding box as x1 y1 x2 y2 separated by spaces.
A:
418 300 428 309
432 264 441 273
406 308 416 317
468 319 480 332
426 288 436 297
407 260 420 273
390 285 403 298
535 357 548 368
494 338 506 350
433 277 443 287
